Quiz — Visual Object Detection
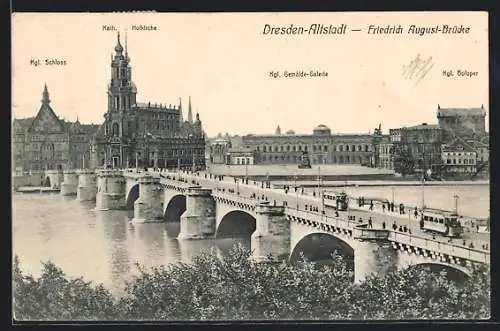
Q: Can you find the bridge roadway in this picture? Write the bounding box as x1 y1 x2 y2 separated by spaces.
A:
128 168 490 264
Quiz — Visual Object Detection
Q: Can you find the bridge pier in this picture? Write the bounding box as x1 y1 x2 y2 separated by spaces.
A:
178 186 216 240
251 202 290 262
76 169 97 201
352 227 398 283
44 170 63 189
131 174 163 223
95 169 126 210
60 170 78 196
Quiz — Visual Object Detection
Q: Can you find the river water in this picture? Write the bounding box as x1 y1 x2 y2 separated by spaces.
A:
12 184 489 296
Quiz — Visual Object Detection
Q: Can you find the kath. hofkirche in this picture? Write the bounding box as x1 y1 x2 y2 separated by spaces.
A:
13 32 206 172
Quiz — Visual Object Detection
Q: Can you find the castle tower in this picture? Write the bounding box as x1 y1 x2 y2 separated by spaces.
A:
188 96 193 124
42 83 51 104
107 31 137 114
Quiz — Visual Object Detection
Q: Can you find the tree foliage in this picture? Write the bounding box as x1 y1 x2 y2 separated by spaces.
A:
13 245 490 321
392 144 415 176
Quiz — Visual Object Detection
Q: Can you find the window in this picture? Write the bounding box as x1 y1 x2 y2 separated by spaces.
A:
263 146 267 152
339 145 343 152
324 145 328 151
112 123 120 136
292 146 296 151
346 145 349 152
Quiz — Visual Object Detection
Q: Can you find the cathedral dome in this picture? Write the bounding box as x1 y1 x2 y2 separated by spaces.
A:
313 124 331 136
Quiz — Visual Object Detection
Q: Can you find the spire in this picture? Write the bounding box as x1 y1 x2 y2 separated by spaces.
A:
124 29 129 60
42 83 50 104
115 31 123 53
196 110 200 122
178 97 184 123
76 113 80 124
188 96 193 123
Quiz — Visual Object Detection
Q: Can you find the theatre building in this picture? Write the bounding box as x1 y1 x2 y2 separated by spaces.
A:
90 33 205 169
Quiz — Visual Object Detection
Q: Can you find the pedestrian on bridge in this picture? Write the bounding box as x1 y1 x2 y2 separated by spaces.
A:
382 204 386 212
414 207 418 219
392 222 397 230
369 200 374 211
368 217 373 228
382 221 386 229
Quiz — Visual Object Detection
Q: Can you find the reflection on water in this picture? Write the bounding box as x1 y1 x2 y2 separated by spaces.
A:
12 183 488 295
12 193 250 295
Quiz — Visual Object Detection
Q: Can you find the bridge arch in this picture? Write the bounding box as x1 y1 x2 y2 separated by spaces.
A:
43 176 51 187
216 210 256 238
125 183 139 211
290 232 355 274
408 262 471 283
164 194 186 222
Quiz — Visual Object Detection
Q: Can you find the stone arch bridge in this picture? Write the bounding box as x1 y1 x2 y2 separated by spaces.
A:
49 168 490 283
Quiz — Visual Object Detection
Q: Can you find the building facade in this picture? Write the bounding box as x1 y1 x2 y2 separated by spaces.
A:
437 105 487 142
236 125 374 166
90 33 205 170
375 105 489 177
440 137 477 175
12 85 99 173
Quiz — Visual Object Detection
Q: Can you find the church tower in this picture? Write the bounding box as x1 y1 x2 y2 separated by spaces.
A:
107 31 137 113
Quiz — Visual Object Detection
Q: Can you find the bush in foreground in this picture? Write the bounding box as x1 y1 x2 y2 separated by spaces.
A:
13 244 490 321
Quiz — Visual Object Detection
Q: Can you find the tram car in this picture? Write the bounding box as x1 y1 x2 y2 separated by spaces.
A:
419 208 464 237
323 191 349 211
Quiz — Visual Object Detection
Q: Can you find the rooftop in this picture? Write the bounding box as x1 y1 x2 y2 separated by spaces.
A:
437 107 486 118
403 123 441 130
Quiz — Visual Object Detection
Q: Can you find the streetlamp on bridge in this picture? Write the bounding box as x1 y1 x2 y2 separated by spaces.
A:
294 172 298 210
245 159 248 184
453 194 460 215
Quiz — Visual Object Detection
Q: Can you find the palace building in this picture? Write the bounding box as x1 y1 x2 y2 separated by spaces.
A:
89 32 205 169
12 85 99 173
209 125 376 166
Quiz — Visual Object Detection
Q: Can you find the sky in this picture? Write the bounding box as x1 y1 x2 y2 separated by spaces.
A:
12 12 488 137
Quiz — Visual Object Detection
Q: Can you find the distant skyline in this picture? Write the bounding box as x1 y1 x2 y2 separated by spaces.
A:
12 12 488 136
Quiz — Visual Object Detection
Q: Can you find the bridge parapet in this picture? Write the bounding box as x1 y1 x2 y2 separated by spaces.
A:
353 225 390 240
389 232 490 266
95 168 123 178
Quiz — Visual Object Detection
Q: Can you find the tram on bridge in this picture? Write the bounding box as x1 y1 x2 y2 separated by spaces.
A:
419 208 464 238
323 191 349 211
